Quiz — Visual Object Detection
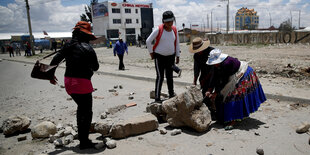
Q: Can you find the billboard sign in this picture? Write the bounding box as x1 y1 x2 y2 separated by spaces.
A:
93 2 109 17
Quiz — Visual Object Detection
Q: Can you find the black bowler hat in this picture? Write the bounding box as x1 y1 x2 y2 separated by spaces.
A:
162 11 175 23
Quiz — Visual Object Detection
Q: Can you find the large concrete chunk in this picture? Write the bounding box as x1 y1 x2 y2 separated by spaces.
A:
31 121 57 138
94 122 112 136
2 115 31 136
162 86 212 132
110 113 158 139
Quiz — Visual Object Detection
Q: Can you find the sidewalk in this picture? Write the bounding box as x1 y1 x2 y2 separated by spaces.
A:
1 52 309 104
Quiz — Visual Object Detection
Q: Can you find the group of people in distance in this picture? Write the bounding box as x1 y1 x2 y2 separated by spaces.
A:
46 11 266 150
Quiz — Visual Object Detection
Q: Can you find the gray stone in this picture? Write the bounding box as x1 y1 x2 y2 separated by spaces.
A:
128 96 134 100
146 102 166 121
110 113 158 139
2 115 31 135
119 85 123 89
296 122 310 134
53 138 63 147
64 126 73 136
17 136 27 141
108 89 117 92
94 122 112 136
171 129 182 136
64 135 74 145
256 147 264 155
56 124 64 131
55 129 65 138
106 139 116 149
100 112 107 119
49 135 57 143
159 128 167 134
162 86 212 132
31 121 57 138
95 142 105 150
71 130 78 139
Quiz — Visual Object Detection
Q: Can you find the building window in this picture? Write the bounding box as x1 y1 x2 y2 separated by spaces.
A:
126 19 132 24
126 28 135 34
112 8 120 13
107 29 119 38
136 9 138 13
113 19 121 24
125 8 131 13
136 19 139 23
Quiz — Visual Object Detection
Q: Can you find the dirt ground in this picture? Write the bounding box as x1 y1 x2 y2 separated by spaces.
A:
0 43 310 155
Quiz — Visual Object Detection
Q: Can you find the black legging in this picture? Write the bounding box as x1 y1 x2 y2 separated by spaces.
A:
70 93 93 143
117 54 125 70
154 53 175 100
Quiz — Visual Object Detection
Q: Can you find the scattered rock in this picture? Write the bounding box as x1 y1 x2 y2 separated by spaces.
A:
49 135 57 143
146 102 166 122
159 128 167 134
255 132 260 136
129 92 135 95
296 122 310 134
105 138 116 149
206 143 213 147
119 85 123 89
110 113 158 139
64 126 73 136
94 96 104 99
114 85 118 89
66 98 72 101
112 92 119 96
162 86 212 132
100 112 108 119
263 125 269 128
17 136 27 141
95 142 105 150
54 138 63 147
171 129 182 136
31 121 57 138
256 146 264 155
71 130 78 139
128 96 134 100
108 89 117 92
138 137 143 140
56 124 64 131
60 85 65 88
64 135 74 145
2 115 31 136
126 103 137 108
107 105 127 115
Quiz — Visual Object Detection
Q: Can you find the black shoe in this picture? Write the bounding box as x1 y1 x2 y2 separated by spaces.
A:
178 69 182 77
169 93 176 98
154 99 163 103
79 140 97 150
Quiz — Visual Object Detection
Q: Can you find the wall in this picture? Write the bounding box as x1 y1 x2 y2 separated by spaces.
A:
179 31 310 44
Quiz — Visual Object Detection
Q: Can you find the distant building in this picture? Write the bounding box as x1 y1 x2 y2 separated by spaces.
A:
92 0 154 45
235 7 259 30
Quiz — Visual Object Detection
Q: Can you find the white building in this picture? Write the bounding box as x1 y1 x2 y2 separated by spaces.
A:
92 0 154 45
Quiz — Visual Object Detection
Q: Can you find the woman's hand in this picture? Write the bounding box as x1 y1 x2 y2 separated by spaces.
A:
49 76 58 85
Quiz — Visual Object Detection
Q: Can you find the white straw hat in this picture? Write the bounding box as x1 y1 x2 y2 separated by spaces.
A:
206 48 228 65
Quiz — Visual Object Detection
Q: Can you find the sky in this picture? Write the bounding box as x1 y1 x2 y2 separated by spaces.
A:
0 0 309 33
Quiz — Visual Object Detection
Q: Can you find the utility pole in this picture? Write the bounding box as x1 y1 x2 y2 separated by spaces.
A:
298 10 301 29
25 0 35 55
290 10 293 27
226 0 229 33
207 14 209 29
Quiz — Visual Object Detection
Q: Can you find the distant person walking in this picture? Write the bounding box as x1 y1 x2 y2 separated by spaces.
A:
7 45 14 57
146 11 180 102
113 38 128 70
51 40 57 52
49 21 99 150
24 42 31 56
15 43 21 56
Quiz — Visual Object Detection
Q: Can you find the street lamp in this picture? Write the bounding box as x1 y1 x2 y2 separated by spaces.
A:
211 5 221 34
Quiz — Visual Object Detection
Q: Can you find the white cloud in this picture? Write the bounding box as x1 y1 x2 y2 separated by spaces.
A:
0 0 84 33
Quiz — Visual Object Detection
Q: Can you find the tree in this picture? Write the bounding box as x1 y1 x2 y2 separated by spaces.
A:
80 0 98 23
278 19 295 32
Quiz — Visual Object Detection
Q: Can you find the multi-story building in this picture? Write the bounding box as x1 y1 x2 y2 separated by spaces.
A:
92 0 153 45
235 7 259 30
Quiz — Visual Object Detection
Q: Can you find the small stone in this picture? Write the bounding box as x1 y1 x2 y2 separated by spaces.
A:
206 143 213 147
129 92 135 95
138 137 143 140
112 92 119 96
49 135 57 143
128 96 134 100
277 99 280 102
171 129 182 136
119 85 123 89
95 142 105 150
64 135 74 145
100 112 107 119
263 125 269 128
296 122 310 134
114 85 118 89
66 98 72 101
108 89 117 92
60 85 65 88
255 132 260 136
17 136 27 141
159 128 167 134
106 139 116 149
221 148 224 151
256 147 264 155
227 131 233 134
54 138 63 147
93 88 98 92
56 124 64 131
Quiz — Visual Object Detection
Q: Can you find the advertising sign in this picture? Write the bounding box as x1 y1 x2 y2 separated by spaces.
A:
93 2 109 17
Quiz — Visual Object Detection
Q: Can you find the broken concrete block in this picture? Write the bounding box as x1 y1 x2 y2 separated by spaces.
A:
2 115 31 136
162 86 212 132
171 129 182 136
159 128 167 134
94 122 112 136
110 113 158 139
106 139 116 149
31 121 57 139
146 102 166 122
17 136 27 141
100 112 107 119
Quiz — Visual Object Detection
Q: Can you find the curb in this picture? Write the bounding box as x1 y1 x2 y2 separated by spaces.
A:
3 58 310 104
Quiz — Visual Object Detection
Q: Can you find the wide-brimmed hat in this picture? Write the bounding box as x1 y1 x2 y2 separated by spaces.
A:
73 21 97 40
206 48 228 65
189 37 210 53
162 11 175 23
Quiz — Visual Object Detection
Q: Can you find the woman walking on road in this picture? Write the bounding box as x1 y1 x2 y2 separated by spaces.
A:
49 21 99 150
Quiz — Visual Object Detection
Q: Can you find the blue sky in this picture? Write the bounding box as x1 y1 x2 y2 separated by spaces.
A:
0 0 309 33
